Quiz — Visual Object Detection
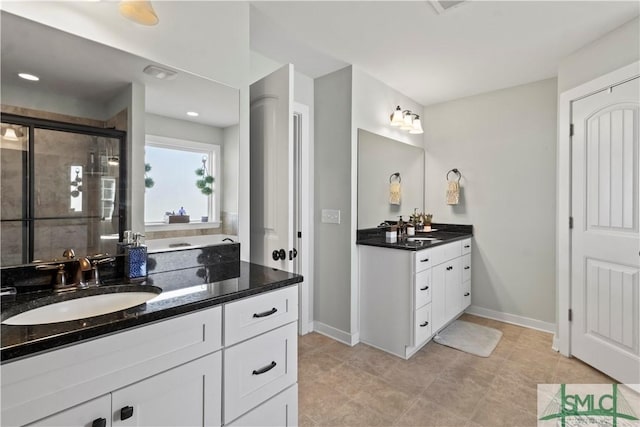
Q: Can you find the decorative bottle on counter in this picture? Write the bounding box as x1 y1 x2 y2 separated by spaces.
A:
125 232 147 281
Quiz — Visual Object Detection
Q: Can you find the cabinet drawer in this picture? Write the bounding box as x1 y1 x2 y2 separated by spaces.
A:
224 322 297 423
461 238 472 255
414 303 432 346
112 351 222 427
2 306 222 427
414 249 432 272
224 286 298 346
228 384 297 427
463 281 471 309
25 394 111 427
414 269 432 309
462 254 471 283
430 241 461 266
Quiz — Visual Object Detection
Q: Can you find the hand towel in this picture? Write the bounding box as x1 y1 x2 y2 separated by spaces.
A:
447 181 460 205
389 182 401 205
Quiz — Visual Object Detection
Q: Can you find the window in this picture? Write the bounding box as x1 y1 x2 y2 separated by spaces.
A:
144 135 220 227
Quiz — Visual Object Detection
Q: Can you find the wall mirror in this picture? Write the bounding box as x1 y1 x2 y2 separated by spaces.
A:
0 12 240 267
357 129 424 229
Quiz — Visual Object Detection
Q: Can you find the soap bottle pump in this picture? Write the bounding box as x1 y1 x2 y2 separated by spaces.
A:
125 232 147 282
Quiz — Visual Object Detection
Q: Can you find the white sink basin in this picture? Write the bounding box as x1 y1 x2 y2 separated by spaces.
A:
2 291 159 325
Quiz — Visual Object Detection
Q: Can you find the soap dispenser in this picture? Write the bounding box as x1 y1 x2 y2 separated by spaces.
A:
125 232 147 282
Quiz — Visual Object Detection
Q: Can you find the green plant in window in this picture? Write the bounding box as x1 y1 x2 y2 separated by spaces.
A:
144 163 155 189
195 157 214 196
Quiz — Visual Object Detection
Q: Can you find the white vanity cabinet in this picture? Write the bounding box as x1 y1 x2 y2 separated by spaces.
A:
359 238 471 359
2 285 299 427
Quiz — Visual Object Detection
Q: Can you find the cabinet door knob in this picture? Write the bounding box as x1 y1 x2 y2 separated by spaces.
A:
252 361 277 375
420 285 429 291
120 406 134 421
464 266 470 270
420 321 429 327
92 418 107 427
464 245 470 248
464 292 470 297
420 258 429 262
253 307 278 318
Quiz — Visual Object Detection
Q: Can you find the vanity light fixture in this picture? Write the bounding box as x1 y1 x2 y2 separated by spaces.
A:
187 111 199 117
18 73 39 81
390 106 404 127
389 106 424 134
2 128 19 141
119 0 159 26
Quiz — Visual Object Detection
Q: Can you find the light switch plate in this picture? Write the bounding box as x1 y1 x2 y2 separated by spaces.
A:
321 209 341 224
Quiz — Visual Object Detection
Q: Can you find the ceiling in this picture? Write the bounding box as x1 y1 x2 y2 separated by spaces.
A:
250 1 639 106
1 12 239 128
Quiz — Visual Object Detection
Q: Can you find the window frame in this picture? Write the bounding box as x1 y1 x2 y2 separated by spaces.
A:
144 134 221 231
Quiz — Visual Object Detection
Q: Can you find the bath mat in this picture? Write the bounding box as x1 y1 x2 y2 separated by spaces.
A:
434 320 502 357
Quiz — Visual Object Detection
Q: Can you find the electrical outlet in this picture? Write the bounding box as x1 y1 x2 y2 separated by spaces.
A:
321 209 341 224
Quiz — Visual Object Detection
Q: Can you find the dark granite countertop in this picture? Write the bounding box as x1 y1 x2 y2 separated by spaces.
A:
357 223 473 251
1 261 302 362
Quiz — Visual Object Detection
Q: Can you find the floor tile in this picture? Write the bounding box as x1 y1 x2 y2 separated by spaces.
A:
394 395 469 426
297 317 617 427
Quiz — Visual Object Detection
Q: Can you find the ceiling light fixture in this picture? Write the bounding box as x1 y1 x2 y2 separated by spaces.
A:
389 106 424 134
119 0 159 26
187 111 199 117
143 64 177 80
18 73 39 81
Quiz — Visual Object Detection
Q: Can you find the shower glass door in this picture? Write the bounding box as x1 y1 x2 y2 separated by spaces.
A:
0 116 126 266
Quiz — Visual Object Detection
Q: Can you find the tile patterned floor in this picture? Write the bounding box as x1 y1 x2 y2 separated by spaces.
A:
298 314 619 427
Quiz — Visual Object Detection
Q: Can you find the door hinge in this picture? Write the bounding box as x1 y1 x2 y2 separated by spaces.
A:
298 231 302 238
570 124 574 137
569 216 574 229
568 309 573 322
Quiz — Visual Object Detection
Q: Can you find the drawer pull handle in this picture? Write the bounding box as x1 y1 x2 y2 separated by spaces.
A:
253 361 277 375
420 258 429 262
420 321 429 327
464 245 470 248
464 266 470 270
120 406 134 421
420 285 429 291
464 292 470 297
446 266 453 271
253 307 278 318
92 418 107 427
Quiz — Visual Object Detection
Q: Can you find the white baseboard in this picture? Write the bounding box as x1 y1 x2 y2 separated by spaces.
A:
552 335 560 352
313 321 359 346
465 305 556 334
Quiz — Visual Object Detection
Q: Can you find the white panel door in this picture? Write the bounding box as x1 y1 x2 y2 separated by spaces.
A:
250 65 295 271
571 76 640 385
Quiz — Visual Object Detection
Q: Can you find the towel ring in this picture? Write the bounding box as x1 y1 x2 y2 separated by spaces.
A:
389 172 401 183
446 168 461 182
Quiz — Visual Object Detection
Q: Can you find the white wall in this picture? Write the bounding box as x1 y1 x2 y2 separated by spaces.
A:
314 66 353 337
223 125 239 214
3 2 252 261
1 83 107 120
558 17 639 93
424 78 558 326
145 113 224 144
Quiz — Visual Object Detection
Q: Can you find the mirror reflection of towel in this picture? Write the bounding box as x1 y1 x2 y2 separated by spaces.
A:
389 182 401 205
447 181 460 205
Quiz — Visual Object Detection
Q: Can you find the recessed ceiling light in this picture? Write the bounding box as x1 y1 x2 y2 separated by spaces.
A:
187 112 199 117
18 73 39 81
